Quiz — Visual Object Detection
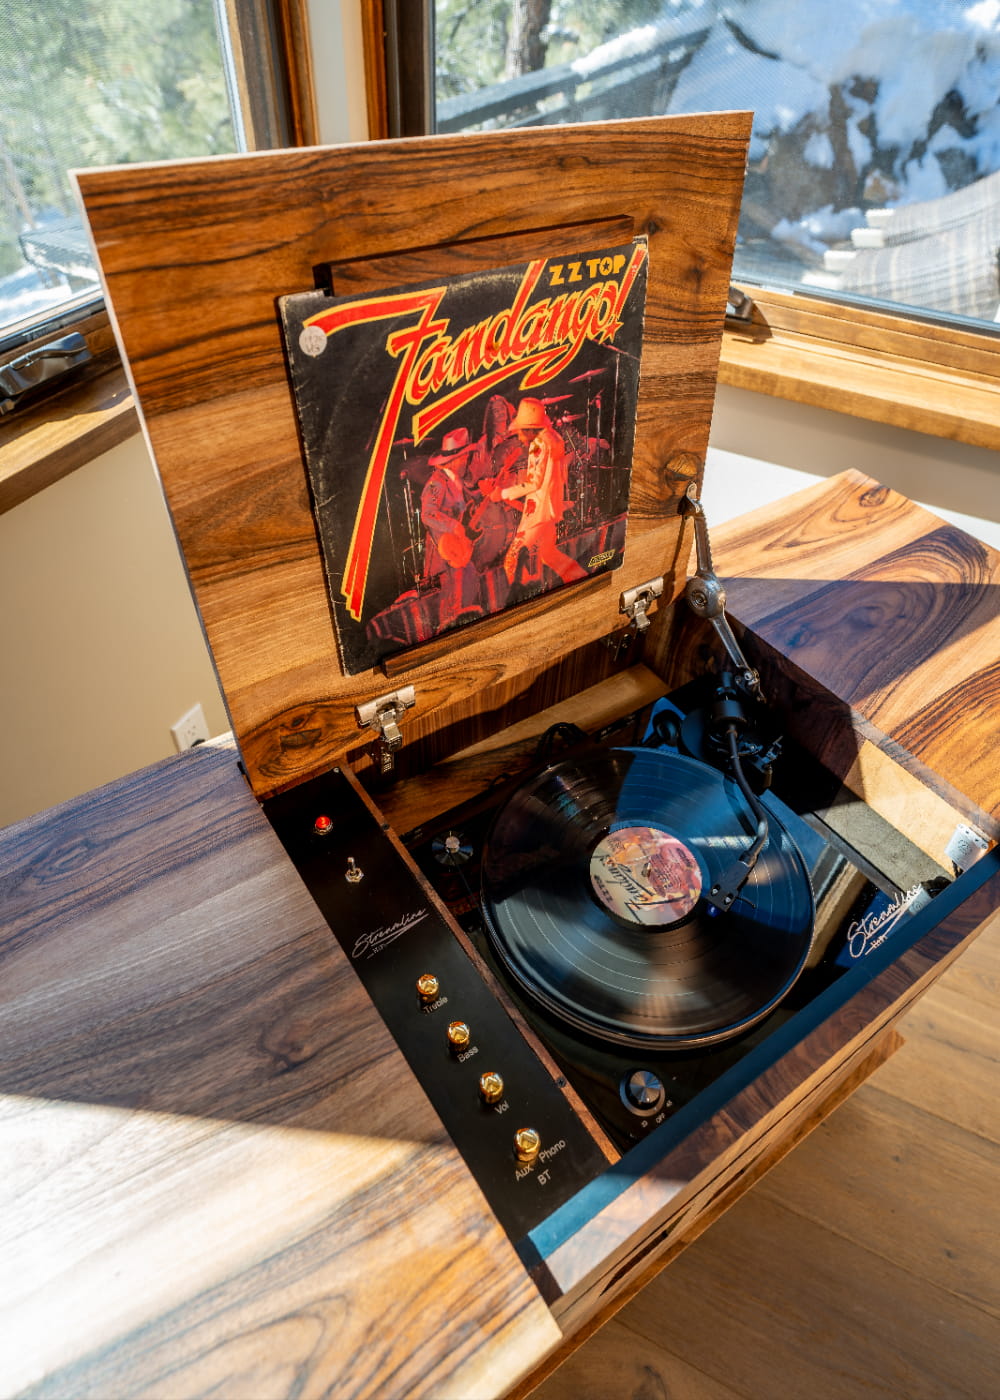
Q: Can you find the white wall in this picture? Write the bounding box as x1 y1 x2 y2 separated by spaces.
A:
697 383 997 546
0 435 229 827
705 384 1000 547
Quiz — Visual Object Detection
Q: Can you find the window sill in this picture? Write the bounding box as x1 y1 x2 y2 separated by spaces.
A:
0 355 137 515
720 287 1000 452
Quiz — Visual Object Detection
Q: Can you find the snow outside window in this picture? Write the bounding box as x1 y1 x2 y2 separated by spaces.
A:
434 0 1000 330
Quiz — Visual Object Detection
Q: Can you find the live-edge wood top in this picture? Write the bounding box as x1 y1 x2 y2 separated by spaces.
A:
0 739 560 1399
3 473 998 1397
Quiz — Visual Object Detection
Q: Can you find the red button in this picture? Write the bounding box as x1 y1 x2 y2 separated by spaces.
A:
313 815 333 835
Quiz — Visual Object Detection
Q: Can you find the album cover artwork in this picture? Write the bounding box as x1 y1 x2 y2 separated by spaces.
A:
278 238 648 675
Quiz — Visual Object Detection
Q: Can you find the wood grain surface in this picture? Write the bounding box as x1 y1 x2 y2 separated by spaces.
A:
5 706 991 1398
530 911 1000 1400
0 740 560 1399
720 282 1000 450
4 460 997 1397
74 114 750 800
655 469 1000 851
373 662 665 835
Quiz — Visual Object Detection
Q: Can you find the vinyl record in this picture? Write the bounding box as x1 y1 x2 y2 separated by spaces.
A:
481 747 815 1049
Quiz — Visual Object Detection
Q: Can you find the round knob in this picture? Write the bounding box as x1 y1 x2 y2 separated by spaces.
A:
446 1020 471 1052
514 1127 541 1163
416 973 440 1003
479 1071 504 1104
623 1069 665 1115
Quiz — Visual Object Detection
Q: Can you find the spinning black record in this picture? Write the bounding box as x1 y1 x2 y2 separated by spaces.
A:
481 748 815 1049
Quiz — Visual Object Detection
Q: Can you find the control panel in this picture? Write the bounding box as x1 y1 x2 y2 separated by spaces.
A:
263 767 610 1254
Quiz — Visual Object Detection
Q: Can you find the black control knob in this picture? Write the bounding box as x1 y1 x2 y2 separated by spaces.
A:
622 1069 665 1116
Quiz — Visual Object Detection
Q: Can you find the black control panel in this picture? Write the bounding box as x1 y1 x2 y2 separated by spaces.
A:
263 767 610 1254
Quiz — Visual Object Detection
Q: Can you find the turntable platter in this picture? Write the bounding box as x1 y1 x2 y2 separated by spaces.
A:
481 748 815 1049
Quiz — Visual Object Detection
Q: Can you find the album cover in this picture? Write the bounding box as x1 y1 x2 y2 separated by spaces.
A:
278 238 648 675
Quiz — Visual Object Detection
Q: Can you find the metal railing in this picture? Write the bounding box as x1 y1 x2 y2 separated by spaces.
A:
436 17 713 134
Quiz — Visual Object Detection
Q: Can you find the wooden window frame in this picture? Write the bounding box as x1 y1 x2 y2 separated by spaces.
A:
722 286 1000 452
0 310 137 514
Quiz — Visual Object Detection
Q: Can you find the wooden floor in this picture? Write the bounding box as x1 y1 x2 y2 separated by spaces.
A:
532 913 1000 1400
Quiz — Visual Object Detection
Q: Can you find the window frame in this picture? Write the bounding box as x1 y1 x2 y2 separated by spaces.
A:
361 5 1000 456
721 284 1000 452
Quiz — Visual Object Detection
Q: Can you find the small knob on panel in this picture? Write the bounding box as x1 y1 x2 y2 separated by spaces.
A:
513 1128 541 1163
479 1071 504 1104
416 973 440 1003
446 1020 471 1052
623 1069 665 1115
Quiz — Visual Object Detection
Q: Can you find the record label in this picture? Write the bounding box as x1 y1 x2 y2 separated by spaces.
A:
590 825 701 926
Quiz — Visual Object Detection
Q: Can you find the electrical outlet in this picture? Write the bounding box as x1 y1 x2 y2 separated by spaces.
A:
170 703 210 752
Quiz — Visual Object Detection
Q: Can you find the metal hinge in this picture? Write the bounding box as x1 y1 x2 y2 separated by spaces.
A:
356 685 416 775
944 823 990 873
619 578 664 633
726 284 757 326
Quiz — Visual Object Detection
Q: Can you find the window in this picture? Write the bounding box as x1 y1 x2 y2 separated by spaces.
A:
0 2 242 353
365 1 1000 450
0 0 312 428
421 0 1000 335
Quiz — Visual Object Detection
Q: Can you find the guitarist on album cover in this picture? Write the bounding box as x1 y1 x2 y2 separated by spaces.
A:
419 427 484 626
490 397 588 589
467 395 524 573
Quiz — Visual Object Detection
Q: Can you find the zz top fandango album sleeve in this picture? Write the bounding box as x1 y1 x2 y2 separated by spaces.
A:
279 240 648 674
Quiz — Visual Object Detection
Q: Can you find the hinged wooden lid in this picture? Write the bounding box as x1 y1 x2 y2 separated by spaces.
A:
76 114 750 799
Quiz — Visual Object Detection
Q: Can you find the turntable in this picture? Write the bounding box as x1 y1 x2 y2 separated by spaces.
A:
402 679 955 1156
2 115 995 1398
